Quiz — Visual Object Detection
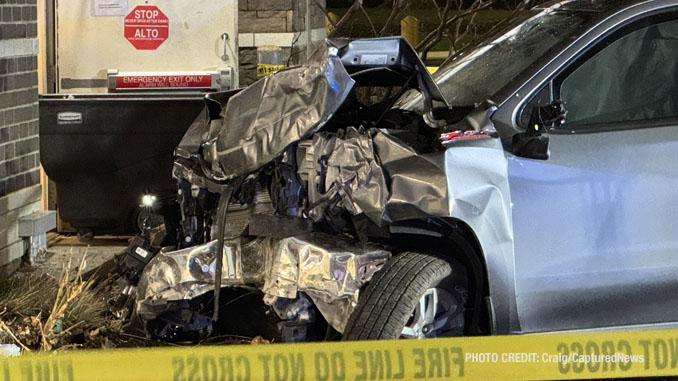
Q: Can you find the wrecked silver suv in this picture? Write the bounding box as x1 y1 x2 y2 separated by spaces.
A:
113 37 481 342
116 0 678 342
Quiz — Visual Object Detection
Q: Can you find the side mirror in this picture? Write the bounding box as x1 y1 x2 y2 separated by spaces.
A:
512 100 566 160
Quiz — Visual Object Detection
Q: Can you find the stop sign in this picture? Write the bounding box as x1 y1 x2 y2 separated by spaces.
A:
124 6 169 50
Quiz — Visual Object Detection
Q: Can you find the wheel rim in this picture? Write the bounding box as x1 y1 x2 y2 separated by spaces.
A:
400 287 463 339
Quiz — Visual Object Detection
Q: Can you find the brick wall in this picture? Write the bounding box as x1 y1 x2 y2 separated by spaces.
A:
0 0 41 273
239 0 325 34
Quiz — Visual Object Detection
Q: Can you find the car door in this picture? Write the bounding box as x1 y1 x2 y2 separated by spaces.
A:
509 10 678 333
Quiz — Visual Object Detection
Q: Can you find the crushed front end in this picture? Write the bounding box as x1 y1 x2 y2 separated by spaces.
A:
113 37 499 342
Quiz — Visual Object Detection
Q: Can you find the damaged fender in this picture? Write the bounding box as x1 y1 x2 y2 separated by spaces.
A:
444 138 518 333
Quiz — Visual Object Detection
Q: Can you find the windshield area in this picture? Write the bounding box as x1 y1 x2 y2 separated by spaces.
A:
396 7 591 109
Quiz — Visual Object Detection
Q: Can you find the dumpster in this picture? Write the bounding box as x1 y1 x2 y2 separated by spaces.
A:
39 93 204 237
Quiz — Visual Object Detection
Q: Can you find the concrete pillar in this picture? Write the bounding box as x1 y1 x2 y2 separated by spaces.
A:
18 210 56 264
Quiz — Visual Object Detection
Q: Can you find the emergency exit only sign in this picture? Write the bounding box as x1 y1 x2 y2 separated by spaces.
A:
124 5 168 50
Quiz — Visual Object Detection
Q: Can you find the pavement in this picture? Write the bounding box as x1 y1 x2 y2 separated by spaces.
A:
29 233 130 278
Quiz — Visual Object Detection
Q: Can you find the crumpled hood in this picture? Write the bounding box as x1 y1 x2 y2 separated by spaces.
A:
175 37 453 183
202 45 355 181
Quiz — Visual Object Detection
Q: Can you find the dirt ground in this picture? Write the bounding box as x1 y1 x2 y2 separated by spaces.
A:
33 233 129 277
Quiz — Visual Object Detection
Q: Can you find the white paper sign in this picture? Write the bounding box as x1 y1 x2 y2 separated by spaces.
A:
91 0 128 17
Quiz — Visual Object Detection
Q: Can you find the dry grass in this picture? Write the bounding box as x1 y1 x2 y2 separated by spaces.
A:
0 247 264 352
0 249 112 351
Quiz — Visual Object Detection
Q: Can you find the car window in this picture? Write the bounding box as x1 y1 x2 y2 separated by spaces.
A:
558 16 678 129
394 7 591 111
434 9 587 107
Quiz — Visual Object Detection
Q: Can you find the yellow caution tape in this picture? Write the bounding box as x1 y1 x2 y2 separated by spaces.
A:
4 328 678 380
257 64 285 77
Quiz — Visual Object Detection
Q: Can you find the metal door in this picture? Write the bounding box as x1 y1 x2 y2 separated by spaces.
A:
510 11 678 332
510 128 678 332
55 0 238 93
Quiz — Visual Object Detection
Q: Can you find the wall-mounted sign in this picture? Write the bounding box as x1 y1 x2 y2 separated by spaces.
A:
91 0 127 17
124 5 169 50
114 75 211 89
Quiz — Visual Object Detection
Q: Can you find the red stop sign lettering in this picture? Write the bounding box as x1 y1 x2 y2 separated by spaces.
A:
124 5 168 50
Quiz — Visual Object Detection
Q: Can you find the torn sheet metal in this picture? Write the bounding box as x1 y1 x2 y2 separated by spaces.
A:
260 233 390 332
136 239 244 304
299 127 389 224
174 107 209 161
174 91 242 160
207 45 355 180
173 91 244 185
299 128 451 226
137 232 390 333
373 131 450 222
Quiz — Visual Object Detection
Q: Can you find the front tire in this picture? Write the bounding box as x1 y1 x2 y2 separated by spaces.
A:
343 251 467 340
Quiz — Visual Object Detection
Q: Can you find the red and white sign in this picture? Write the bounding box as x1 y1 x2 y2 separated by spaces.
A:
124 5 169 50
115 75 212 89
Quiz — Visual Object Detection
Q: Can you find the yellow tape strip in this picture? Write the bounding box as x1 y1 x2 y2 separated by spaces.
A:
4 329 678 380
257 64 285 77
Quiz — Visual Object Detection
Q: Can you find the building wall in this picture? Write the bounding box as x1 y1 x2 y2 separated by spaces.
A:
0 0 41 273
238 0 326 86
